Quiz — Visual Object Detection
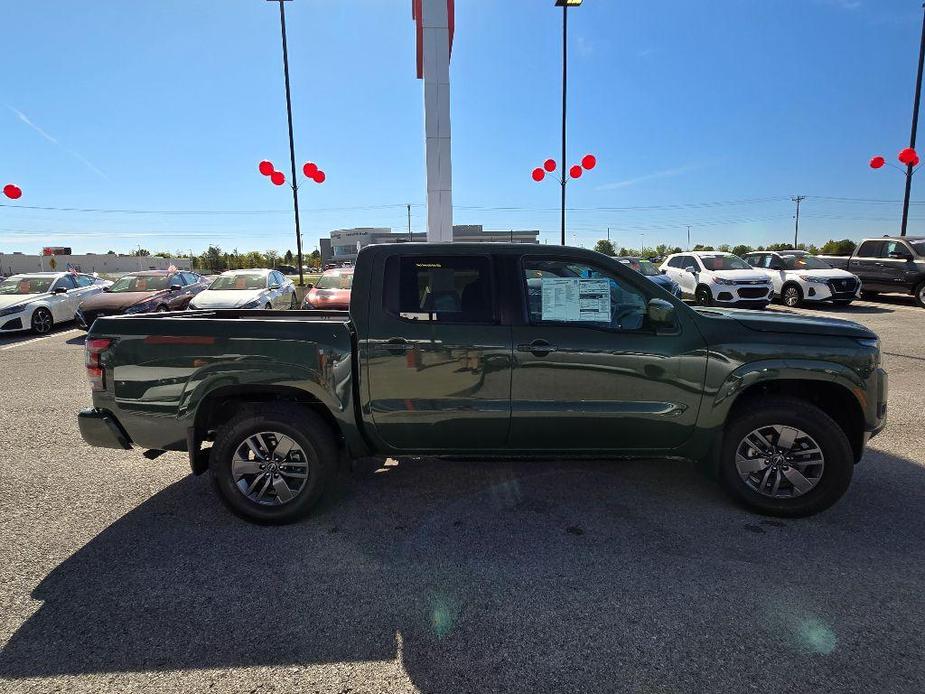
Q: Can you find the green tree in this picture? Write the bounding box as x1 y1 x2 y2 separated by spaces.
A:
284 249 294 264
131 248 151 257
717 244 732 253
205 245 224 273
265 249 280 269
692 244 715 251
308 250 321 266
594 239 616 256
819 239 856 255
731 244 753 258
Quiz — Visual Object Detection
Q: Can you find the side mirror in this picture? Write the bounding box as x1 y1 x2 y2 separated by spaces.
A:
684 266 697 274
647 298 677 333
306 283 314 289
54 286 69 294
888 251 911 260
170 283 182 291
269 283 281 290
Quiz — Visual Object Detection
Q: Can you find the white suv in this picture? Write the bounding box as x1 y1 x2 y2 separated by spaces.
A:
743 250 861 307
660 252 773 308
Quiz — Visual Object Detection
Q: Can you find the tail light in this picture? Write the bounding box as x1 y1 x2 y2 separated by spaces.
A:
86 337 112 391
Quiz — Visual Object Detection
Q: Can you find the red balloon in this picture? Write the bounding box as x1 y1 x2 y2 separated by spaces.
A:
532 167 545 182
258 160 274 176
270 171 285 186
313 170 326 184
869 156 886 169
543 159 557 172
899 147 918 165
581 154 597 170
3 184 22 199
303 162 318 178
913 154 921 167
569 165 583 179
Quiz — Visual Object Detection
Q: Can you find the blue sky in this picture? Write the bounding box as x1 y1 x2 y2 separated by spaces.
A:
2 0 925 255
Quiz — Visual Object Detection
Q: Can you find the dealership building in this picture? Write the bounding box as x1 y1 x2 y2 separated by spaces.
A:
319 225 540 266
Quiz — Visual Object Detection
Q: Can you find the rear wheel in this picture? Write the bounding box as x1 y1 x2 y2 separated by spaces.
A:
719 397 853 517
265 302 272 310
31 307 53 334
156 305 168 312
695 285 713 306
781 284 803 308
209 404 337 524
289 293 298 309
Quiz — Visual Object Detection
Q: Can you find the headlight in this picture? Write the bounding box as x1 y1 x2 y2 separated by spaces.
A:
124 301 156 314
798 275 829 283
713 278 737 285
241 299 261 309
0 303 28 317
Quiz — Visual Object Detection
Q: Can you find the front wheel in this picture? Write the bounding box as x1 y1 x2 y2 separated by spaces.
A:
289 293 298 309
914 281 925 309
695 285 713 306
781 284 803 308
719 397 853 517
31 307 54 334
860 290 879 300
209 404 338 524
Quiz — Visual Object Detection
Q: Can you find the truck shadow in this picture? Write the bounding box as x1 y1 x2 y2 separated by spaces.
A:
1 451 924 692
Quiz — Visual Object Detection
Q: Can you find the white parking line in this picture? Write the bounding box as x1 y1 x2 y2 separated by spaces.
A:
0 328 81 351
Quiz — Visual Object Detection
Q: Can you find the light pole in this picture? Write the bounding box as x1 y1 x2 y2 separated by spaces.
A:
555 0 582 245
791 195 805 248
903 2 925 236
267 0 307 286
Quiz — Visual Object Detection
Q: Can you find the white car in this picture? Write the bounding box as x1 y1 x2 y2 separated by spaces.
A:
188 269 297 310
660 251 773 308
743 250 861 307
0 272 112 335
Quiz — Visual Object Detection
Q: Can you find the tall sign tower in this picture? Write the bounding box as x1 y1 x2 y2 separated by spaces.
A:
412 0 454 242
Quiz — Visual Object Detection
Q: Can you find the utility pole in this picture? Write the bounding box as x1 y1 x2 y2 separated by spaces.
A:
407 204 412 240
686 225 692 251
606 227 610 242
791 195 805 248
902 3 925 236
268 0 306 286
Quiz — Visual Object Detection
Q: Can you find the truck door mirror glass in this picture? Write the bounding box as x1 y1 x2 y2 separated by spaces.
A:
647 298 676 332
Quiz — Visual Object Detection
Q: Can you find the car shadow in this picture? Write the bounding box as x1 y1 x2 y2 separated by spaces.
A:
1 451 923 692
0 323 80 347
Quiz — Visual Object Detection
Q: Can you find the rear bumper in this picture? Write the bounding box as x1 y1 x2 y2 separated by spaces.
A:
78 408 132 450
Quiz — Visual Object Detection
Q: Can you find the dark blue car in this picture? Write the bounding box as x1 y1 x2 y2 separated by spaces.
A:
615 256 681 297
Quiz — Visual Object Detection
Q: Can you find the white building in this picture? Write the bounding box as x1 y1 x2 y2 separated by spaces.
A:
0 253 191 276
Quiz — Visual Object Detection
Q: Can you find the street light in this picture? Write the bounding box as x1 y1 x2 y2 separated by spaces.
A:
554 0 582 245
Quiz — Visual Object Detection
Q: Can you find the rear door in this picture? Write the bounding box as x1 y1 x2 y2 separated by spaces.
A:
509 254 707 451
851 240 884 289
363 253 512 451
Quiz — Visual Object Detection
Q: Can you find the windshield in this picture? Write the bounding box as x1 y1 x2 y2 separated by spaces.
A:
699 255 751 271
109 275 171 292
0 277 54 295
636 260 661 276
315 272 354 290
781 255 832 270
209 273 267 290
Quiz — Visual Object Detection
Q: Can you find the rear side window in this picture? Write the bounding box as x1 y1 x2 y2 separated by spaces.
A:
54 275 77 291
181 272 200 285
385 256 494 323
75 274 95 287
856 241 883 257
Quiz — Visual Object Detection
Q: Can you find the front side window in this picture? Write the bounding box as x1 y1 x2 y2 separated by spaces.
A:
386 256 493 323
781 255 832 270
181 272 200 285
109 275 171 292
523 259 648 332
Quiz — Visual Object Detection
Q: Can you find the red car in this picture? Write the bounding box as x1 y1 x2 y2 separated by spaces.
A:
302 267 353 310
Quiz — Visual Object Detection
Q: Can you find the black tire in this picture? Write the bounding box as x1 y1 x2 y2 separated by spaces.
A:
718 397 853 517
781 283 803 308
695 285 713 306
265 303 272 310
833 299 853 307
914 281 925 309
31 307 53 334
156 305 168 312
209 404 337 524
289 293 298 309
860 290 879 300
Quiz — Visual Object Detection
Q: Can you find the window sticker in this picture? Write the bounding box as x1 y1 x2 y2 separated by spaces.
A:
540 278 611 322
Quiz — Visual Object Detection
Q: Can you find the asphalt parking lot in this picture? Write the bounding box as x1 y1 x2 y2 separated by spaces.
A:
0 298 923 694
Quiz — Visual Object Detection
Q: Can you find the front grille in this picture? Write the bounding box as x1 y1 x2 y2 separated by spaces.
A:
738 287 770 298
828 278 858 298
737 280 768 286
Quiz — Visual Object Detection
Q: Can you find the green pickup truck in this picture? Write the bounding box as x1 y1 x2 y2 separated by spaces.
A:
78 243 887 523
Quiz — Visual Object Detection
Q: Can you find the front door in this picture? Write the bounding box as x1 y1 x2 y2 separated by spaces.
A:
363 253 513 451
877 240 917 292
509 255 707 452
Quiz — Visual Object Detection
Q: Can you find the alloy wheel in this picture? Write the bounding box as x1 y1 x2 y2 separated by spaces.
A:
734 424 824 499
783 287 801 307
231 431 309 506
31 308 53 334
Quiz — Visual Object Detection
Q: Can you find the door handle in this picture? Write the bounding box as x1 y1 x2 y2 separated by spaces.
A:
384 338 414 353
517 340 558 356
